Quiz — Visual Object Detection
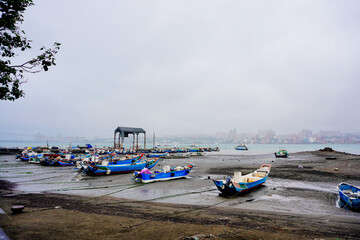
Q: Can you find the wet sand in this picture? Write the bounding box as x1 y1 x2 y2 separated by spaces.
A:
1 150 360 239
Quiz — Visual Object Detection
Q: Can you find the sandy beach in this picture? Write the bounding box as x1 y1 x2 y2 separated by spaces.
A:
1 149 360 239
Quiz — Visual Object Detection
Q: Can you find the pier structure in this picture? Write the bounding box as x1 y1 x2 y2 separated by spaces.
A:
114 127 146 150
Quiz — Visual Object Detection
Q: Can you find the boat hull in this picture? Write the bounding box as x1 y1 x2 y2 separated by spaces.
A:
213 164 270 196
85 159 159 176
338 182 360 211
235 144 248 150
134 168 192 183
213 175 268 196
274 153 288 158
235 147 248 151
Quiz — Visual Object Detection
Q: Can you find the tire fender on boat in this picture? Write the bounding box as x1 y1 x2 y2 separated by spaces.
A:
171 172 175 177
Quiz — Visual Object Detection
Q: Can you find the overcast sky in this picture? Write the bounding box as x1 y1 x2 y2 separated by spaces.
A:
1 0 360 140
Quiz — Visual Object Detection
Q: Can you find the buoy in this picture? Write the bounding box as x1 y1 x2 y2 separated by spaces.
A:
334 168 339 171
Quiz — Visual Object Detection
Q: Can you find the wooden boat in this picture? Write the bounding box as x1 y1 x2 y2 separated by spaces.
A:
84 158 160 176
212 164 271 196
274 149 289 158
338 182 360 211
133 164 193 183
235 144 248 150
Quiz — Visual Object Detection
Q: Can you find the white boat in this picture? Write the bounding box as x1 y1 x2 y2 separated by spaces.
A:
235 144 248 150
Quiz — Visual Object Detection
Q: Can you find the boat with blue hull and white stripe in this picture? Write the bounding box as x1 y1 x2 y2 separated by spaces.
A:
235 144 248 151
84 158 160 176
133 164 194 183
338 182 360 211
212 164 271 196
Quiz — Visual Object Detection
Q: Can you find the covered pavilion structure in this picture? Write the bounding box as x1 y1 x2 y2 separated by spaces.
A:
114 127 146 150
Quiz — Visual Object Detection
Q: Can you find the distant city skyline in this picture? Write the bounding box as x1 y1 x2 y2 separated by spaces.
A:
1 128 359 145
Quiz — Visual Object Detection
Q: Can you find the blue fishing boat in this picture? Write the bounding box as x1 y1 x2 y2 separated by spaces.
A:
146 153 169 158
20 156 29 161
56 160 76 166
133 164 194 183
76 154 144 171
84 158 160 176
338 182 360 211
212 164 271 196
235 144 248 151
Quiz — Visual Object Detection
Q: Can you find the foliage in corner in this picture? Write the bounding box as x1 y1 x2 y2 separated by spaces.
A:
0 0 61 101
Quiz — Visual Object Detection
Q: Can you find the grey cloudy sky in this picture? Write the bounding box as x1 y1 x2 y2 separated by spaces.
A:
1 0 360 139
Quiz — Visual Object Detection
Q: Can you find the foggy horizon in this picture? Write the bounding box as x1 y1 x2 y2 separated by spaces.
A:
1 1 360 139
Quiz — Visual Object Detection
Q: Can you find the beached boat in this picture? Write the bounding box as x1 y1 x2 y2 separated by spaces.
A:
133 164 194 183
338 182 360 211
84 158 160 176
163 152 190 159
274 149 289 158
28 154 43 164
56 159 76 166
235 144 248 151
212 164 271 196
189 152 205 156
146 152 169 158
76 154 143 170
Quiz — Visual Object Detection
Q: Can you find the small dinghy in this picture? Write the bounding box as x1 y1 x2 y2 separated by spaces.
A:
133 164 194 183
338 182 360 211
213 164 271 196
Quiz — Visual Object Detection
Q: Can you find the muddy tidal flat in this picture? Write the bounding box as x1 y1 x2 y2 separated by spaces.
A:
1 150 360 239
